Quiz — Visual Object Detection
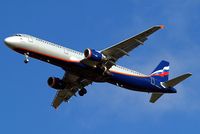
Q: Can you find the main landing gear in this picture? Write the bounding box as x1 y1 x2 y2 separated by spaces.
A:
78 88 87 96
24 53 29 64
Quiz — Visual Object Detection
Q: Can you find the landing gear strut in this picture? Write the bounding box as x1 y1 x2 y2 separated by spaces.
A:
101 66 111 75
78 88 87 96
24 53 29 64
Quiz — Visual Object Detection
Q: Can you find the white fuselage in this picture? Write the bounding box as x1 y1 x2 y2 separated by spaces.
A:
4 34 147 79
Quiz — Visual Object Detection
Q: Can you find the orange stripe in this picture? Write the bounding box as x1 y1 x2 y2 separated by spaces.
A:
110 70 149 78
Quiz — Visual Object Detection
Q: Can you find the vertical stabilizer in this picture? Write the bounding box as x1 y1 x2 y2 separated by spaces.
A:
151 60 169 82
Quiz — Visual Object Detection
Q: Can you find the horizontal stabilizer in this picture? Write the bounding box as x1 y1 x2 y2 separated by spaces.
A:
163 73 192 88
150 93 163 103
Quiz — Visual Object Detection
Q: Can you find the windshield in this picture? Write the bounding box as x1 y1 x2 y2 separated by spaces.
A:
15 34 22 37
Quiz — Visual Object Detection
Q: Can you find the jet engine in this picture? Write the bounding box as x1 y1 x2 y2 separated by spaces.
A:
47 77 66 90
84 48 106 61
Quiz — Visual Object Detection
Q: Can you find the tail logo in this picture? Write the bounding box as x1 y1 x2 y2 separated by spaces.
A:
151 66 169 77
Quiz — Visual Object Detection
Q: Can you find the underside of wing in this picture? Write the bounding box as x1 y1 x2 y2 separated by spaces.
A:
51 72 92 109
52 92 63 109
52 89 77 109
101 25 164 62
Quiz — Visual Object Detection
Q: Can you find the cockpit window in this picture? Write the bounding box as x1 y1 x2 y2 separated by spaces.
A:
15 34 22 36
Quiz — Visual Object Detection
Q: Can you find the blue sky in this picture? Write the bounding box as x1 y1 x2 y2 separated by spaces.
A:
0 0 199 133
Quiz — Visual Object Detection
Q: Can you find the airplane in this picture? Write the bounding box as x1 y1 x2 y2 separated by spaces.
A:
4 25 192 109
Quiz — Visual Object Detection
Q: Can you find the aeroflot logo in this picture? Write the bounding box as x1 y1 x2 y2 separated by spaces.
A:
151 66 169 77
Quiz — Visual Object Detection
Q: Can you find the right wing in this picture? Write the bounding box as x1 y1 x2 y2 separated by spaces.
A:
80 26 164 71
101 25 164 62
52 72 92 109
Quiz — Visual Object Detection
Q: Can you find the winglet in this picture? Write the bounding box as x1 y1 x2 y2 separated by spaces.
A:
160 25 165 29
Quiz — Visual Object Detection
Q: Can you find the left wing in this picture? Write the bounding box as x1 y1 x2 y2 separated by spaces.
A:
101 25 164 62
52 72 92 109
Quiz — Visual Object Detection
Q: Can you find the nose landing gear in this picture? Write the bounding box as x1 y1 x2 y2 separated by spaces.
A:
24 53 29 64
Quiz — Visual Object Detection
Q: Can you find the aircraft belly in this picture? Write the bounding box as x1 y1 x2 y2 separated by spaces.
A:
13 46 107 82
108 72 165 93
67 65 108 82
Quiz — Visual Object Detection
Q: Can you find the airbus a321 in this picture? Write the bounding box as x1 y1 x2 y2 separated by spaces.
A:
4 25 192 109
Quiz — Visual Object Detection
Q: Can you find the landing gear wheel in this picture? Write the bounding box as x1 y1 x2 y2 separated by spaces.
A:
78 88 87 96
24 59 29 64
78 91 84 96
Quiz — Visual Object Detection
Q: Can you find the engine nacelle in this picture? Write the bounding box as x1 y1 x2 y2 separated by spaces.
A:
47 77 66 90
84 48 106 61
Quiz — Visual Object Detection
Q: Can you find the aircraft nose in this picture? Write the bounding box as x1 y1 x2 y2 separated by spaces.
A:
4 37 12 44
4 37 17 48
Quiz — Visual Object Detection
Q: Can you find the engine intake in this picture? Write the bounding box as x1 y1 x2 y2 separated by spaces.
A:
84 48 106 61
47 77 66 90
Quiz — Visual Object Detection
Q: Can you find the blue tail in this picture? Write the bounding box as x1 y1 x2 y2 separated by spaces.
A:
151 60 169 82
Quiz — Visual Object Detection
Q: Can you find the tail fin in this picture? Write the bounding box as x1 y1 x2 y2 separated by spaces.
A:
151 60 169 82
